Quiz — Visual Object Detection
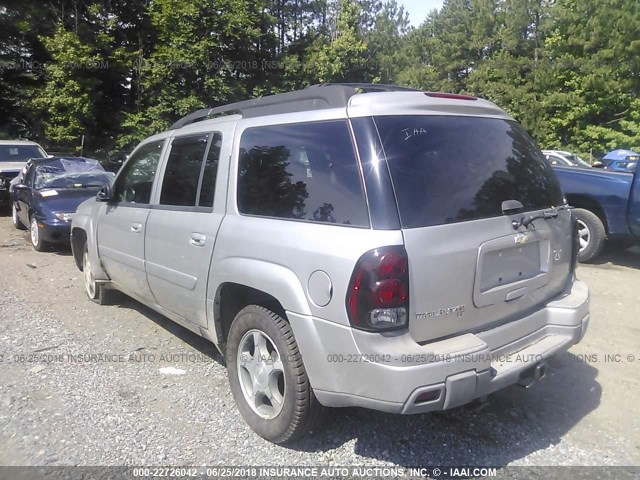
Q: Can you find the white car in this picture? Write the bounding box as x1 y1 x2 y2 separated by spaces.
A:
0 140 48 205
542 149 592 168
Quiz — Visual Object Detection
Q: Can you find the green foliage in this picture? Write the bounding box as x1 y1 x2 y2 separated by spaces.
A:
118 0 263 147
303 0 370 83
392 0 639 155
30 27 102 146
1 0 638 156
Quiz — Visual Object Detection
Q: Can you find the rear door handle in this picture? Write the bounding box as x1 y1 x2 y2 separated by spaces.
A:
189 233 207 247
131 223 142 233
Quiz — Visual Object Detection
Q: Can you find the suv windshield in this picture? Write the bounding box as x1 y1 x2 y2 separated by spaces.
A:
0 144 46 162
374 115 564 228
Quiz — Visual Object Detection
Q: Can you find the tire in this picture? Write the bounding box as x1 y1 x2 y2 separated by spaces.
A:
573 208 606 263
30 216 49 252
12 203 26 230
82 243 116 305
226 305 322 444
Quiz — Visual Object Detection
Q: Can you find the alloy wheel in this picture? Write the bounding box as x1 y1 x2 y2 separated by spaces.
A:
236 329 285 420
83 250 96 298
30 218 39 247
577 219 590 253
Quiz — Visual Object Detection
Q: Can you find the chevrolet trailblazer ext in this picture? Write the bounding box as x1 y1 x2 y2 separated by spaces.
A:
71 84 590 444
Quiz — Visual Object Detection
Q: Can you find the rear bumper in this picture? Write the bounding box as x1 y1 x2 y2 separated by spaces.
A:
288 279 589 414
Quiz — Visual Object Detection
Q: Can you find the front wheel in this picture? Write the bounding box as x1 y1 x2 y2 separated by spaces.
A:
83 244 116 305
226 305 322 444
30 216 49 251
573 208 606 263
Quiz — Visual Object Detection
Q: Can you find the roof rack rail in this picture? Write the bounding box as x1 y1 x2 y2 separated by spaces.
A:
169 83 420 130
313 82 421 92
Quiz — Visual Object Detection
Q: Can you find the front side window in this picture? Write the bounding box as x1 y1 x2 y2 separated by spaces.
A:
159 134 209 207
374 115 564 228
114 140 165 204
237 121 369 227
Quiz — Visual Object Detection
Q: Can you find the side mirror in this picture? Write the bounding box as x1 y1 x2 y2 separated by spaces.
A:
13 184 29 192
592 161 604 168
96 184 113 202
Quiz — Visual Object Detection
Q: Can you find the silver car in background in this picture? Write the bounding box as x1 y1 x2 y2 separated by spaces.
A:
71 84 590 444
0 139 48 206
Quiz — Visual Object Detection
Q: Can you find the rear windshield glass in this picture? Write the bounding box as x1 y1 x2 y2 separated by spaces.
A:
0 144 46 162
374 115 564 228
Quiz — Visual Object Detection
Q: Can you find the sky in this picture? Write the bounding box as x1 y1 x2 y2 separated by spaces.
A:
401 0 444 26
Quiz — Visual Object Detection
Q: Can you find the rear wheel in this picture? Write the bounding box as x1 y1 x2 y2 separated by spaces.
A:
30 216 49 251
226 305 322 444
573 208 606 263
12 204 26 230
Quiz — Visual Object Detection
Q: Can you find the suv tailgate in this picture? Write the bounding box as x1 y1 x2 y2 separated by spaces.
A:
373 114 572 343
403 212 572 342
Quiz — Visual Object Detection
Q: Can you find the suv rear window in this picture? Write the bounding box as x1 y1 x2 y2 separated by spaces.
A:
374 115 564 228
237 120 369 227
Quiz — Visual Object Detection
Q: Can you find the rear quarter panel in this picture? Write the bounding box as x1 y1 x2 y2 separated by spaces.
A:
209 215 404 325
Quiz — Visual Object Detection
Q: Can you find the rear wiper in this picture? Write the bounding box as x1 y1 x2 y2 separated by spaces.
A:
512 205 569 230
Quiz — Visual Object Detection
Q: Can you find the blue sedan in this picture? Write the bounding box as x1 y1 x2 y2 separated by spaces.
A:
11 157 114 251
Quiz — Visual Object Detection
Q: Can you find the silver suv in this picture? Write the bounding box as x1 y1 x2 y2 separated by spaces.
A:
71 84 590 444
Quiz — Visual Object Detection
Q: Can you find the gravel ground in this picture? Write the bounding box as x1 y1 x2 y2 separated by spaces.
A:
0 211 639 470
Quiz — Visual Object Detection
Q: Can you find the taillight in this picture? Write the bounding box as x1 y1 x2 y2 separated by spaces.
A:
570 215 580 272
346 246 409 331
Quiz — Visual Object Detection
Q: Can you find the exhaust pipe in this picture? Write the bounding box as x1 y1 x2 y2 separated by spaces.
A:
517 362 547 389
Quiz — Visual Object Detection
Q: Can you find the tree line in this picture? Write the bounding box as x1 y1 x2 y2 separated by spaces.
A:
0 0 638 159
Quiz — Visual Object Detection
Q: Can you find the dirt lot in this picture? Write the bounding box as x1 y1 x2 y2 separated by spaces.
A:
0 209 639 468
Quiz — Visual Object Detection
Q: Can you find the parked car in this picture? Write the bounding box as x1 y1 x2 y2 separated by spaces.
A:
554 165 639 261
71 84 589 444
542 150 592 168
12 156 114 251
0 139 48 206
601 149 639 172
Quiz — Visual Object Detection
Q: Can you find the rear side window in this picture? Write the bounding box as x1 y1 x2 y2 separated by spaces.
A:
160 134 208 207
198 134 222 208
159 133 221 208
237 121 369 227
374 116 564 228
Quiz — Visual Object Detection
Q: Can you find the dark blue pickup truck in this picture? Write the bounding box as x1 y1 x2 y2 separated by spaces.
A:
554 166 640 262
